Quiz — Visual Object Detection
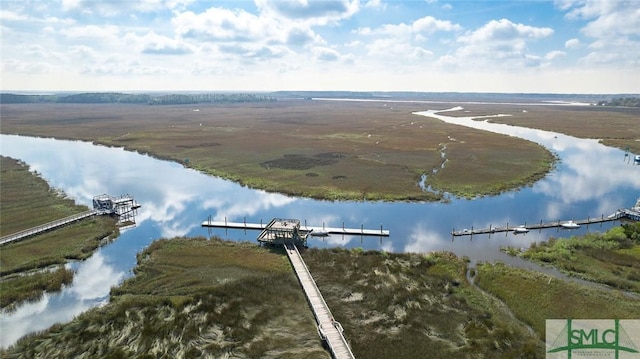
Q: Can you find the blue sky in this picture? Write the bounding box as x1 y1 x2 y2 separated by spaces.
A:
1 0 638 93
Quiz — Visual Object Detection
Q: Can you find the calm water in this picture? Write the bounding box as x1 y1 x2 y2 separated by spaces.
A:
1 106 639 347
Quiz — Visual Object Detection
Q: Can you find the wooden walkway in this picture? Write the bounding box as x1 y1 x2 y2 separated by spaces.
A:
284 242 355 359
452 212 627 237
202 217 389 237
0 210 98 246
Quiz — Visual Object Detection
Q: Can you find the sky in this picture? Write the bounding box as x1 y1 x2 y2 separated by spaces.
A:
1 0 639 93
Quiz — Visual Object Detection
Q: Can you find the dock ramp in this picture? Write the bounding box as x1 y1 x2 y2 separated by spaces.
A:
284 242 355 359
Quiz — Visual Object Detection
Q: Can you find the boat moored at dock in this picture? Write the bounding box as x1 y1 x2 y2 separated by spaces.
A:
560 220 580 229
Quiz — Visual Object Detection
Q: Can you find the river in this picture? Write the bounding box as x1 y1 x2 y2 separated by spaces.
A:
1 106 639 347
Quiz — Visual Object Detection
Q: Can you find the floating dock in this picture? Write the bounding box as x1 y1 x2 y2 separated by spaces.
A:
202 217 389 237
452 211 633 237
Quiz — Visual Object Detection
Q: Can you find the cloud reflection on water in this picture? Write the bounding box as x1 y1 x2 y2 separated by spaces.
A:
0 252 123 348
414 109 640 214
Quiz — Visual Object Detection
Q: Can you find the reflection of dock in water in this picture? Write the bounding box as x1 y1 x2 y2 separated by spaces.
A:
452 212 632 237
202 216 390 237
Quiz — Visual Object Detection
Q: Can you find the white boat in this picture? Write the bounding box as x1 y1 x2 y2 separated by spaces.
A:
308 229 329 237
512 225 529 234
561 220 580 229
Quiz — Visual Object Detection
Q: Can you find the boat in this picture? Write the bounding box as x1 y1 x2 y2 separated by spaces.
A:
560 220 580 229
635 155 640 163
512 225 529 234
308 229 329 237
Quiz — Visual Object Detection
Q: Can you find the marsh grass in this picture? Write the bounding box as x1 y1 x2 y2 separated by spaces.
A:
1 101 559 201
0 156 119 309
475 262 640 339
3 238 328 358
455 104 640 153
0 267 74 310
301 248 542 358
502 224 640 292
0 156 86 236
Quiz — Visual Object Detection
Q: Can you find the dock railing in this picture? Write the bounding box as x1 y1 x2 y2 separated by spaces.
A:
0 210 98 246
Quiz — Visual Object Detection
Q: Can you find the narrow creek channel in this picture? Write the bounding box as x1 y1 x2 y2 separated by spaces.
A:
1 105 639 347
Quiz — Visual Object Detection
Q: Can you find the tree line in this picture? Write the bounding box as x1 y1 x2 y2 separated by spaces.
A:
597 97 640 107
0 92 276 105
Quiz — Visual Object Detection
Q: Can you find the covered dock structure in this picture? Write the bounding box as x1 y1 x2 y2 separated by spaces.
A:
256 218 309 246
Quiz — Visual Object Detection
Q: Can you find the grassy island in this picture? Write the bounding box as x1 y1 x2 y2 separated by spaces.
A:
0 100 557 201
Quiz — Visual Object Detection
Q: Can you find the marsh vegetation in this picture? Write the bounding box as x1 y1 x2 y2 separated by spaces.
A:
0 100 559 201
502 223 640 292
0 156 118 310
3 238 328 358
451 103 640 153
3 238 546 358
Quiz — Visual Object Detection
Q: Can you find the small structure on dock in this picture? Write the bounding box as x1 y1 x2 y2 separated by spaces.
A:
257 218 308 246
93 194 140 225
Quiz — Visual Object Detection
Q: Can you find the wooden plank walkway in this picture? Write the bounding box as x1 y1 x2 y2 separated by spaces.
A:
0 210 98 246
284 242 355 359
202 218 389 237
452 212 627 237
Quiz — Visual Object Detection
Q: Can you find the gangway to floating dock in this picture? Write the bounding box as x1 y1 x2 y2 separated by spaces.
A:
451 211 630 237
0 210 98 246
202 217 389 237
1 194 140 246
284 242 355 359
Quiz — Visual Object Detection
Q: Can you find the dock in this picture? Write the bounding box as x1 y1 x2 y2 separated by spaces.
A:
284 242 355 359
452 212 630 237
1 194 140 246
202 217 389 237
0 210 98 246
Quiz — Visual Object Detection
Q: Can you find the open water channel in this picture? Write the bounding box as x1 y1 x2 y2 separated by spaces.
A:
1 105 639 347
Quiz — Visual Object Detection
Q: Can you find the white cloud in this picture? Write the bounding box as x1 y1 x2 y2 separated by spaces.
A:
558 0 640 67
458 18 553 43
364 0 386 9
255 0 360 25
60 24 120 40
313 46 341 61
453 18 554 68
138 32 194 55
0 0 637 92
357 15 461 37
545 50 565 60
286 26 325 47
565 38 581 49
0 9 30 21
61 0 193 15
173 8 272 42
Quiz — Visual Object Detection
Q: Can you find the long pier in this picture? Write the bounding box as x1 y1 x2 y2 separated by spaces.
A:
284 242 355 359
452 211 629 237
0 210 98 246
202 217 389 237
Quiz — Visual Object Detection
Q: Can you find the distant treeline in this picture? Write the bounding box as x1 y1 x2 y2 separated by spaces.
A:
597 97 640 107
0 92 277 105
